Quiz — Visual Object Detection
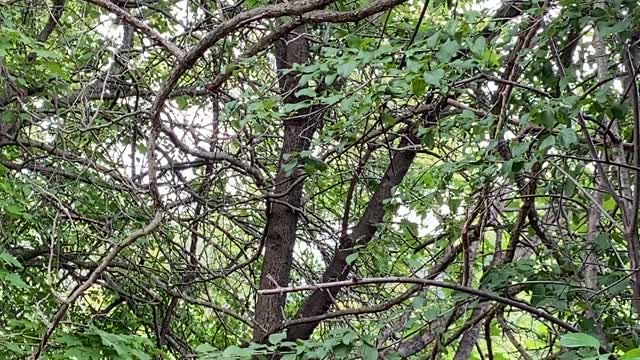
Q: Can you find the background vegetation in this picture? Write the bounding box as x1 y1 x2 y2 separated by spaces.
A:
1 0 640 358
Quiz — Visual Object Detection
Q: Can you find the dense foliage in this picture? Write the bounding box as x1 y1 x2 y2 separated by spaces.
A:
1 0 640 358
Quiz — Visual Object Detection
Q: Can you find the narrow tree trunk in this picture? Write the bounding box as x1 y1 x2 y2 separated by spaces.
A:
253 27 321 342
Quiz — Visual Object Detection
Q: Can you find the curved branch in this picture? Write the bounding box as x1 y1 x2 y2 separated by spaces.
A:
82 0 184 57
149 0 407 142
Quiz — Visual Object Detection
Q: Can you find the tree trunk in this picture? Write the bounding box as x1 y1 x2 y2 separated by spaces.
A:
253 26 321 342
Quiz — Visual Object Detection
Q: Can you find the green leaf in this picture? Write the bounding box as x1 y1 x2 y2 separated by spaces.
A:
223 345 253 358
333 343 353 359
342 331 355 345
299 73 314 86
337 61 358 77
445 19 458 36
559 76 571 92
295 88 316 98
195 344 217 353
539 135 555 151
599 18 630 37
340 96 357 112
268 332 287 345
282 160 298 175
537 109 556 129
45 62 67 78
622 348 640 359
4 272 27 288
324 73 337 85
361 342 378 360
559 333 600 349
175 96 189 109
423 68 445 86
346 253 358 265
64 347 103 359
130 348 151 360
611 103 627 120
94 329 129 356
436 39 459 62
510 142 529 157
321 94 342 105
412 296 426 308
412 78 426 96
30 48 61 59
2 342 27 355
425 31 440 47
558 128 578 147
501 159 513 175
471 36 486 57
136 143 147 153
406 56 421 72
593 233 610 251
282 102 311 113
0 251 22 268
1 111 15 123
57 333 83 347
4 203 26 218
303 156 328 174
563 180 576 197
584 355 611 360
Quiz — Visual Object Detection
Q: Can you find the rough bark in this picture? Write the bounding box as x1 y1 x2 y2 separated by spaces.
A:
624 46 640 315
452 316 484 360
452 241 485 360
253 26 320 342
585 171 604 290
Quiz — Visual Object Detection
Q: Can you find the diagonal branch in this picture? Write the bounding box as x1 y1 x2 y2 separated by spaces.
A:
30 211 163 360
